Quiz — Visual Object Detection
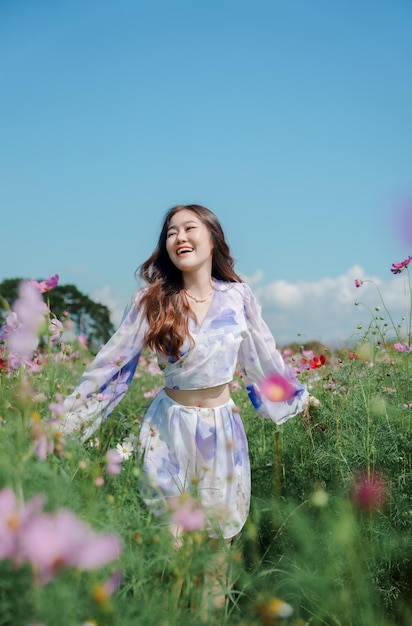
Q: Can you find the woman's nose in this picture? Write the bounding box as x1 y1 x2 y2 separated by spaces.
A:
176 230 187 242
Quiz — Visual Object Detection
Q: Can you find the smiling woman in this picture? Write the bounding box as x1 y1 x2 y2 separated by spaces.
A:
59 203 311 613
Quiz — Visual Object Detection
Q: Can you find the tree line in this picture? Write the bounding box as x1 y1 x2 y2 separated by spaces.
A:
0 278 115 349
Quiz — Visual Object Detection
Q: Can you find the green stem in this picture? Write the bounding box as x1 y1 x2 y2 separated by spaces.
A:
274 428 282 502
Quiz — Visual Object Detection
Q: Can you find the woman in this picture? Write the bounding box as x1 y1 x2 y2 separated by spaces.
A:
60 204 310 540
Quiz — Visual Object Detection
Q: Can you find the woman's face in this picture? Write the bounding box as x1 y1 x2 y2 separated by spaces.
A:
165 209 214 275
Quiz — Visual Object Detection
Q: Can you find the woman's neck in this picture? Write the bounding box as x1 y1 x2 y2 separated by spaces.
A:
183 277 215 303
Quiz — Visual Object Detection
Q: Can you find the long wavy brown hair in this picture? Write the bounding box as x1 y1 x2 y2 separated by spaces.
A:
137 204 242 359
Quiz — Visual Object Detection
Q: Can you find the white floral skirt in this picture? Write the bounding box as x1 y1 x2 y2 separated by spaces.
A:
137 389 250 539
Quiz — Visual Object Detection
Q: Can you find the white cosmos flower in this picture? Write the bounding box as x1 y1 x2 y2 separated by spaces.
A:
116 440 134 460
123 433 137 448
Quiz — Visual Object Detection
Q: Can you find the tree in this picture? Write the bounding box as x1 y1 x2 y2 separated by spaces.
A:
0 278 115 349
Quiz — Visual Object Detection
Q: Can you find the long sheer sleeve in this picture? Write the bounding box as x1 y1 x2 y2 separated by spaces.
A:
59 289 148 442
238 284 308 424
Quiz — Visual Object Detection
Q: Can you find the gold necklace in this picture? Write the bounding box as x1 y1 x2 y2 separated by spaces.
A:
184 283 215 303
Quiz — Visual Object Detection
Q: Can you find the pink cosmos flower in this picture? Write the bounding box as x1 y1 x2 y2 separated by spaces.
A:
169 493 206 532
390 256 412 275
0 312 20 339
106 449 123 475
354 278 363 288
49 393 65 419
32 427 54 461
78 333 88 347
49 318 63 345
393 343 412 352
260 373 296 402
5 281 47 361
30 274 59 293
20 508 122 584
0 488 45 561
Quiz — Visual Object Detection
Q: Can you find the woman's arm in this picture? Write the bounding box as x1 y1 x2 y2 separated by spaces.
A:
59 290 148 441
238 284 309 424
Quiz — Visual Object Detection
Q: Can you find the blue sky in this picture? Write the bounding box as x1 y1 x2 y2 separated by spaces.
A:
1 0 411 345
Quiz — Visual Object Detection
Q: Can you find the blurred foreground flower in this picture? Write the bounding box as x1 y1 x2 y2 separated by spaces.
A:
4 281 47 362
393 343 412 352
49 393 65 419
256 596 294 625
260 373 296 402
78 333 88 347
351 472 388 511
106 448 123 475
0 487 122 585
168 492 206 531
311 485 329 507
92 569 122 606
0 488 45 561
31 418 55 461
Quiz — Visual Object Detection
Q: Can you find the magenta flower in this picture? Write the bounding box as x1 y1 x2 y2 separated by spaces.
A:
260 373 296 402
354 278 363 288
390 256 412 274
351 472 388 511
169 493 206 532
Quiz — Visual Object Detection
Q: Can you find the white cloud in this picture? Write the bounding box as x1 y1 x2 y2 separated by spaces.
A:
91 268 411 348
91 285 127 327
248 265 411 347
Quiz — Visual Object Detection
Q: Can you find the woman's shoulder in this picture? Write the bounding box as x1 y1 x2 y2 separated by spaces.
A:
133 284 149 302
119 285 148 319
214 279 254 300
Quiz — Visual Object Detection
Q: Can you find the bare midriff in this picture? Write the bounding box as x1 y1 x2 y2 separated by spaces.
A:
165 383 230 408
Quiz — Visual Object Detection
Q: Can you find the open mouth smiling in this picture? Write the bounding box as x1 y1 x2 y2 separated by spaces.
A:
176 246 194 256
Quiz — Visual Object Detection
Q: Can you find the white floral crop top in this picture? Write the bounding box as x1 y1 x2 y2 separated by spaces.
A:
60 280 308 436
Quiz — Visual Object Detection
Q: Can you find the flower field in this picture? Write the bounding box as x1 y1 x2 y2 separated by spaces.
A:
0 262 411 626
